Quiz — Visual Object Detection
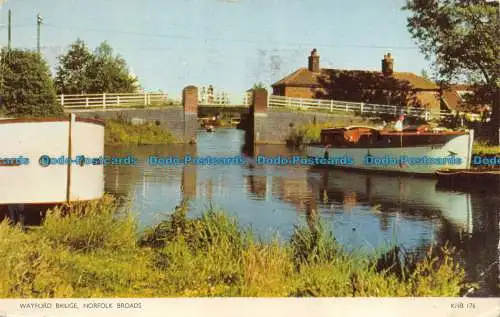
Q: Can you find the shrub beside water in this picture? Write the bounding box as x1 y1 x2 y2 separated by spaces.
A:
105 119 176 146
0 195 469 297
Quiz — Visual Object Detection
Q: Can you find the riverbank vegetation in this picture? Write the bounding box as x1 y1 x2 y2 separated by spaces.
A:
473 142 500 155
105 119 176 146
0 195 469 297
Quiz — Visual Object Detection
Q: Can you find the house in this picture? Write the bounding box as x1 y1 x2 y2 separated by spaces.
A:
271 49 442 112
441 84 491 121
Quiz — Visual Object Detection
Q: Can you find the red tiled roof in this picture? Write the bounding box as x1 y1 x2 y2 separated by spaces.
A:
272 68 439 90
441 87 487 113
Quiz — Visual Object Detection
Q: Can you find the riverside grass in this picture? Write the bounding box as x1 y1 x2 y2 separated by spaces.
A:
0 195 468 297
105 119 176 146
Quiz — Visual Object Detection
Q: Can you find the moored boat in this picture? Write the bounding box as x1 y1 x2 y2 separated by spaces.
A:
0 115 105 205
436 168 500 192
306 125 474 175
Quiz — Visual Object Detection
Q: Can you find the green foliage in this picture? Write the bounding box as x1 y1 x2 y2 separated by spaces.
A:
403 0 499 143
0 49 63 117
472 141 500 155
0 196 469 297
55 40 139 94
290 221 339 267
105 119 176 146
38 195 136 252
54 38 94 94
252 82 265 89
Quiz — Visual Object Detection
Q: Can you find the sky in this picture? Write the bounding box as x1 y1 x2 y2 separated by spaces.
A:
0 0 432 96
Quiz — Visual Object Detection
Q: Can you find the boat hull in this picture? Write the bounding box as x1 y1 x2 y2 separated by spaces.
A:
0 118 105 204
306 131 474 174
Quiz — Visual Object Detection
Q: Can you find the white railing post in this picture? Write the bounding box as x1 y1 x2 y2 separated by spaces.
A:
148 93 151 105
85 97 89 107
424 111 429 121
144 93 148 106
117 95 120 106
330 99 333 112
60 94 64 107
360 103 364 114
103 93 106 109
345 103 349 112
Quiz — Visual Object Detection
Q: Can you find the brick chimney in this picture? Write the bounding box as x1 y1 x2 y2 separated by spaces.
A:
381 53 394 77
308 49 320 73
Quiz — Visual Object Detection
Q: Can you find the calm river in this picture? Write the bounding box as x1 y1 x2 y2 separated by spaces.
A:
105 128 499 297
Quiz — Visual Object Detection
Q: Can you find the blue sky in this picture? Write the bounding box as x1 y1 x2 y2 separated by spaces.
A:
0 0 431 95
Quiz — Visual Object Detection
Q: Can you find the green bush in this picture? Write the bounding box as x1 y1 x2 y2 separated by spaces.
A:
0 49 63 117
105 119 176 146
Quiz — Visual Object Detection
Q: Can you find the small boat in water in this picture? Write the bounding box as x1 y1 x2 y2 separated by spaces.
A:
436 168 500 192
306 125 474 175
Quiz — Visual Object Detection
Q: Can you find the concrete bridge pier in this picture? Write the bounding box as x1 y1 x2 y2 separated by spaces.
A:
243 88 268 156
183 85 199 144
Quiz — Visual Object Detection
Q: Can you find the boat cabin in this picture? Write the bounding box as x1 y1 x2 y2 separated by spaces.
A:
319 125 442 148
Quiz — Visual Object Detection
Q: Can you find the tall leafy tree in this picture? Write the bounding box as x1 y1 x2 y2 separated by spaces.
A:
403 0 500 144
87 41 139 93
54 38 93 94
55 40 139 94
0 49 63 117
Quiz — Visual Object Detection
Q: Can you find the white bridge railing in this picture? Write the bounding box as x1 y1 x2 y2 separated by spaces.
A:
268 95 456 120
58 92 175 109
59 92 465 120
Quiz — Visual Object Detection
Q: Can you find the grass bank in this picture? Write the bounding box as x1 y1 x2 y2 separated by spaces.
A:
105 119 177 146
0 196 470 297
473 142 500 155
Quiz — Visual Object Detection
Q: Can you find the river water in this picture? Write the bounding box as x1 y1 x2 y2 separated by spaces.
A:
105 128 499 297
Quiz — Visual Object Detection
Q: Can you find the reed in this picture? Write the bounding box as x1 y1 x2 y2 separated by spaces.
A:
0 195 469 297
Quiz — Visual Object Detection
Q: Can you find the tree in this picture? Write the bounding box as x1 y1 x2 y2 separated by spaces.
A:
87 41 139 93
55 40 139 94
54 38 93 94
253 82 265 89
403 0 499 144
0 49 63 117
420 69 430 80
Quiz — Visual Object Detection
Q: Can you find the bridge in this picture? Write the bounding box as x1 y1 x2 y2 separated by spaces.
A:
63 87 456 148
59 91 452 120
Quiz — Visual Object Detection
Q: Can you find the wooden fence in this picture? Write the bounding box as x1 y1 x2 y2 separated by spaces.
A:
268 95 456 120
58 92 467 121
58 93 174 109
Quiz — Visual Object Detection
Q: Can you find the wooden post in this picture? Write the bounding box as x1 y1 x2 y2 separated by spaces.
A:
66 113 75 203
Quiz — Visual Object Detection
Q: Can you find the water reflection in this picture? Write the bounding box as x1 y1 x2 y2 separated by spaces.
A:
104 129 498 296
2 128 495 295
